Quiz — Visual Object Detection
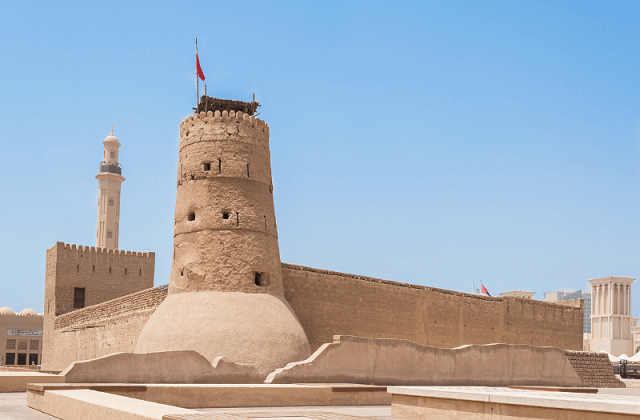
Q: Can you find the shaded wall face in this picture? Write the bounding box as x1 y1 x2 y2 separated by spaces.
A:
281 264 584 352
171 111 283 295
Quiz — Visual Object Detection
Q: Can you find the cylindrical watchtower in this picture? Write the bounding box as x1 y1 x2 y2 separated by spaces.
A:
136 100 310 376
171 109 282 294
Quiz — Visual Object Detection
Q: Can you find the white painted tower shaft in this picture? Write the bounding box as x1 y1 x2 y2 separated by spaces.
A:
95 129 125 249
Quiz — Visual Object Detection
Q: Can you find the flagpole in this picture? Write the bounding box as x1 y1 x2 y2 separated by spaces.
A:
196 38 199 111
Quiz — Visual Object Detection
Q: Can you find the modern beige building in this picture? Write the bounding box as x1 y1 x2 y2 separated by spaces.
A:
545 289 591 333
0 307 43 366
96 129 124 249
500 290 535 299
588 276 634 357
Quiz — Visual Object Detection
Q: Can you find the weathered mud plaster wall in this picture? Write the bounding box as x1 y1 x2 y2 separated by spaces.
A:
281 264 583 352
266 335 583 386
43 286 167 371
44 262 582 371
42 242 155 370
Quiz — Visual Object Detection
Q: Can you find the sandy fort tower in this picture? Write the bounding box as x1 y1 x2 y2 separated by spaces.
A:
95 129 124 249
136 99 311 375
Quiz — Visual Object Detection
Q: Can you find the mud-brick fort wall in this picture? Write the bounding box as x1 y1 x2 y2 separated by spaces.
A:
43 261 582 370
44 286 167 371
42 242 155 370
281 264 584 352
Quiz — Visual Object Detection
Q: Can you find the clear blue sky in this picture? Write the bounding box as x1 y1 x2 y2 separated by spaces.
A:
1 1 639 314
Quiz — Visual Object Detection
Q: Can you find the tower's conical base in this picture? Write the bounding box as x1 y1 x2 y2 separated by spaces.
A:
134 291 311 377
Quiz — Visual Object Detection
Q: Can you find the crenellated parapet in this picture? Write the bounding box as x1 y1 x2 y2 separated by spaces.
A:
55 242 154 258
179 111 269 151
45 242 155 318
177 111 272 190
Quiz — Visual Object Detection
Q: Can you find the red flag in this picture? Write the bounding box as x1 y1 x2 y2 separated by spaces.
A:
196 38 205 81
481 285 491 296
196 53 205 81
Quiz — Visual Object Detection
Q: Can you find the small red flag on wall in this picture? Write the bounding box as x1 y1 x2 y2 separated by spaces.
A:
196 39 205 81
481 285 491 296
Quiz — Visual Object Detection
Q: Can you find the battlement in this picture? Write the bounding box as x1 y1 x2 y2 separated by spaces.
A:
53 242 154 258
179 110 270 152
45 242 156 318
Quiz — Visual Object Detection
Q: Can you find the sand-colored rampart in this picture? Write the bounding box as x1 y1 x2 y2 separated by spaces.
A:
43 264 583 371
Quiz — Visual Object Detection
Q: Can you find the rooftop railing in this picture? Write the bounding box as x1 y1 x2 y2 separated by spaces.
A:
99 162 122 175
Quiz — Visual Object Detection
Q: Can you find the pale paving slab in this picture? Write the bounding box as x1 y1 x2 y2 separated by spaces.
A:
195 405 391 419
389 386 640 415
0 392 56 420
36 389 197 420
166 408 392 420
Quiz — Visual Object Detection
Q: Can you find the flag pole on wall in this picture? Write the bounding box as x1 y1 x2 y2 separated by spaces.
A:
196 38 199 109
196 38 206 111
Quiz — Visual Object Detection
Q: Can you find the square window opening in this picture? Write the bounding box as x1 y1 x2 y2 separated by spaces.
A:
254 271 269 287
74 287 85 309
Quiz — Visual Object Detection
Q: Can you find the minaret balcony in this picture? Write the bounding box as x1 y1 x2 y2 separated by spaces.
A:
99 162 122 175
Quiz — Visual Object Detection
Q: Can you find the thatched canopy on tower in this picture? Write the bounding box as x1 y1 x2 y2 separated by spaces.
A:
196 96 260 116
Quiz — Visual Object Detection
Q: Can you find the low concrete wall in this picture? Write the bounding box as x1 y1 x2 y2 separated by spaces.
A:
62 351 262 384
0 372 64 393
27 388 195 420
106 384 392 408
389 386 640 420
266 335 583 387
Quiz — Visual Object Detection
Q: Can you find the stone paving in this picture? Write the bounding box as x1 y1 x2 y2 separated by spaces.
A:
0 392 391 420
3 388 640 420
0 393 55 420
196 405 392 420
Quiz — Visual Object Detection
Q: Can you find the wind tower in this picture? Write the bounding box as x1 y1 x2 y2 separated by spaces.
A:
95 128 125 249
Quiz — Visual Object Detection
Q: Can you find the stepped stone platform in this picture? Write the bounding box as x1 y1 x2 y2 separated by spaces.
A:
389 386 640 420
566 351 625 388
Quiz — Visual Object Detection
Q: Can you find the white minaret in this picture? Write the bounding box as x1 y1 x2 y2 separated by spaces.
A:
95 128 125 249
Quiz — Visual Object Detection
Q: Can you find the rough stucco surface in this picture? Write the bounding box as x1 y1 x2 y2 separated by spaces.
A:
42 242 155 371
43 285 167 371
266 335 583 386
170 111 282 295
135 291 311 377
135 111 312 376
44 262 583 372
281 264 584 352
61 351 262 384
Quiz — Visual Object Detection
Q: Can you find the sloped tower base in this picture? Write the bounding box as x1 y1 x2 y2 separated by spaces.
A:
134 291 311 377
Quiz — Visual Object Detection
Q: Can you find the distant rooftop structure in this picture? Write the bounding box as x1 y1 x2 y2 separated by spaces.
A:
499 290 535 299
0 307 41 317
195 96 260 116
545 289 592 334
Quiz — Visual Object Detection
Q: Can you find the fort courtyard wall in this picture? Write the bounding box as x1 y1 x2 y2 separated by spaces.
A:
44 286 167 371
43 261 583 371
281 264 584 352
42 242 155 370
